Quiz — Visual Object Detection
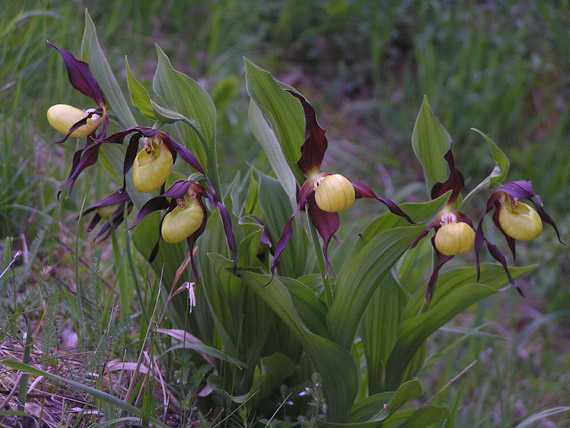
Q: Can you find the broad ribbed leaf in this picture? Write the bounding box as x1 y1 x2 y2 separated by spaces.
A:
232 353 298 408
460 129 510 208
125 57 155 119
384 264 535 390
412 96 451 193
361 274 408 394
81 11 143 207
81 11 137 129
237 268 358 423
328 226 424 350
244 58 304 165
153 45 215 174
385 405 449 428
320 379 422 428
249 100 296 202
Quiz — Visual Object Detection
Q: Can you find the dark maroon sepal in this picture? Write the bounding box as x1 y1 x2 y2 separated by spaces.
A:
87 213 102 233
426 240 454 304
286 90 328 176
430 146 465 204
307 194 340 276
123 132 143 179
268 180 314 283
353 182 414 224
47 41 105 107
497 180 539 202
93 202 131 243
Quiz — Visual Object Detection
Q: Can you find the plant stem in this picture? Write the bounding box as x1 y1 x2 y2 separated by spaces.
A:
306 211 333 307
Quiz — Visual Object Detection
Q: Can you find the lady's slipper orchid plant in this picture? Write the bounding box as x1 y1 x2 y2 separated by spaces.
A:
130 179 237 280
269 91 413 279
410 147 478 302
475 180 564 280
47 42 110 198
79 188 133 242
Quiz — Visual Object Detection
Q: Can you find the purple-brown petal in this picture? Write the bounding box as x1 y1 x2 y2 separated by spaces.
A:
58 143 102 199
130 195 171 230
213 199 238 275
81 188 131 217
307 193 340 276
426 238 454 304
410 219 439 249
430 146 465 204
497 180 539 202
352 182 414 224
53 110 99 144
529 202 565 245
47 41 105 107
492 208 517 262
286 90 328 176
269 180 314 281
484 237 523 297
251 216 272 247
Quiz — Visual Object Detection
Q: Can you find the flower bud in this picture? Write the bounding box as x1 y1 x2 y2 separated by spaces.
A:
498 201 542 241
47 104 102 137
96 203 120 220
314 174 355 212
161 197 204 244
434 218 475 256
133 137 174 193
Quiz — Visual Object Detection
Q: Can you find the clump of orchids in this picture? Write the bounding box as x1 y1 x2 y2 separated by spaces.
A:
269 91 414 279
411 146 564 302
46 42 236 278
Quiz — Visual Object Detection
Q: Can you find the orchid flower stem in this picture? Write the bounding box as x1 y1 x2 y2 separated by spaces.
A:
306 211 333 307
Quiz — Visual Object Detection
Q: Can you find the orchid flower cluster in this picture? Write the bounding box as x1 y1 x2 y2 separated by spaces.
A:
411 145 564 302
47 41 564 302
47 42 237 279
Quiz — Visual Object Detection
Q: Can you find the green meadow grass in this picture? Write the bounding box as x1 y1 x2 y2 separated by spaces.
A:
1 0 569 426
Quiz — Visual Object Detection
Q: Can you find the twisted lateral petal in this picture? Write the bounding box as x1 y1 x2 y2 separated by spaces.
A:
307 194 340 276
425 249 454 304
286 90 328 176
269 180 314 281
47 41 105 107
352 182 414 223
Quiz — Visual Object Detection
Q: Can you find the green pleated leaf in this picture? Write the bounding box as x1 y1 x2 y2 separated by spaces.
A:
350 393 394 423
328 225 425 350
153 45 215 174
412 96 451 193
384 405 449 428
125 57 155 119
384 264 536 391
81 10 137 129
249 100 296 202
321 379 422 428
361 274 408 394
237 268 358 423
232 352 298 408
244 58 304 166
460 129 510 209
0 359 169 428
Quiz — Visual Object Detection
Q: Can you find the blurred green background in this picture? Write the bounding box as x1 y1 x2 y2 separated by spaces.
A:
1 0 569 426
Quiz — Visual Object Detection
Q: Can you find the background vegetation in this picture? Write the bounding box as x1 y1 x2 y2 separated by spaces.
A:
1 0 568 426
